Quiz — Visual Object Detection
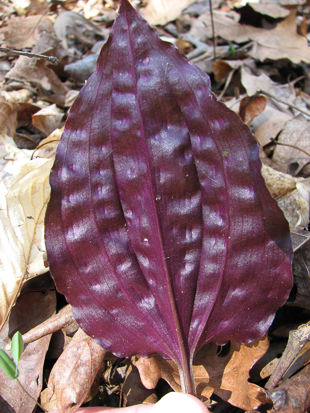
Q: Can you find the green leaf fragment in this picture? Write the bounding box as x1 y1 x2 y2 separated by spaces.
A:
11 331 24 366
0 349 18 379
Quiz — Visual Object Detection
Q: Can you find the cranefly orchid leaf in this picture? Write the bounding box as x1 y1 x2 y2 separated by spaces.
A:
45 0 293 394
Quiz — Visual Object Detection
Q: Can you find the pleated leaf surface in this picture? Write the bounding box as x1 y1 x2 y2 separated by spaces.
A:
45 0 293 389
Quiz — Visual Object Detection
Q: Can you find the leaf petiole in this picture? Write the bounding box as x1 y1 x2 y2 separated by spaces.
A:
16 378 47 412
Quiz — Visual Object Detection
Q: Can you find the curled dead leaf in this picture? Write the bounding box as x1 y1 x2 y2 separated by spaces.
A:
0 149 53 330
262 165 310 229
212 60 242 83
239 95 267 126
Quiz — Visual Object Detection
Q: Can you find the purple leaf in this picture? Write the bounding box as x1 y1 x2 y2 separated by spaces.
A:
45 0 293 394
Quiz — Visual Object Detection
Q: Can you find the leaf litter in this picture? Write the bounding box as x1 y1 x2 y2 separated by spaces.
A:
0 0 310 412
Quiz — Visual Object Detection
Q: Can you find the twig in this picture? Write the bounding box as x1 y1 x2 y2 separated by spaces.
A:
270 138 310 158
218 68 236 101
0 47 58 65
209 0 216 60
22 305 74 344
257 89 310 118
265 322 310 390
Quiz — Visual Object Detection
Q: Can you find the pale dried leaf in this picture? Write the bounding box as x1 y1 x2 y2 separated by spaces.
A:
262 165 310 229
199 11 262 43
251 103 293 147
44 328 106 413
0 89 32 104
199 10 310 63
0 133 32 176
5 52 68 106
135 355 182 392
272 116 310 176
247 2 290 19
0 15 54 49
0 154 53 330
33 127 62 159
249 11 310 64
53 11 104 55
142 0 197 25
0 97 18 137
241 67 296 109
32 104 64 136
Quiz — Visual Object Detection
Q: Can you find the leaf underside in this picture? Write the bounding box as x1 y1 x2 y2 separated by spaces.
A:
45 0 292 392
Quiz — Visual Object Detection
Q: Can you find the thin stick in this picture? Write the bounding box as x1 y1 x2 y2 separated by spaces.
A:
270 138 310 158
266 322 310 390
0 47 58 65
258 89 310 118
209 0 216 60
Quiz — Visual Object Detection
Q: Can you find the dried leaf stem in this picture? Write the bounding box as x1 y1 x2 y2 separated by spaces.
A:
270 138 310 158
257 89 310 118
16 379 47 412
209 0 216 59
0 47 58 65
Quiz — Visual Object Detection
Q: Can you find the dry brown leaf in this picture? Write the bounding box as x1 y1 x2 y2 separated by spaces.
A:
0 97 18 137
249 11 310 64
5 34 68 106
272 116 310 176
142 0 196 25
135 355 182 392
43 328 106 413
5 58 68 106
32 104 64 136
241 67 296 109
53 11 104 55
0 289 56 413
212 60 242 82
251 103 293 147
136 338 268 411
199 11 262 43
0 15 54 49
0 149 53 330
239 95 267 125
262 165 299 199
199 10 310 63
267 364 310 412
194 339 268 410
262 165 310 229
0 89 32 105
246 2 290 19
